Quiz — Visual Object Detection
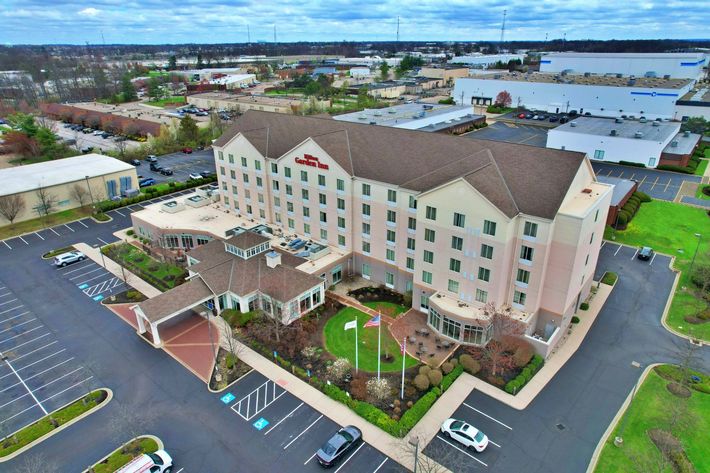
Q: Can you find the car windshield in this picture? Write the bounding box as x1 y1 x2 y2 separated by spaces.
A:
147 453 163 465
474 430 485 442
339 431 354 442
450 420 465 430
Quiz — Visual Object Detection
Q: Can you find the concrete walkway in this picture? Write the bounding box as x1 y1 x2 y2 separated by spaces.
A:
326 291 397 325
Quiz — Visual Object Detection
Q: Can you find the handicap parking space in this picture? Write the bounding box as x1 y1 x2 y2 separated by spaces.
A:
218 370 406 473
592 162 701 201
52 259 127 302
0 280 99 434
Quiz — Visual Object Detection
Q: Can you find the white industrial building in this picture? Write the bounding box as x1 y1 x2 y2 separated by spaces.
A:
208 73 257 89
332 103 484 132
449 54 525 68
675 87 710 120
546 117 701 168
453 73 694 120
539 52 707 80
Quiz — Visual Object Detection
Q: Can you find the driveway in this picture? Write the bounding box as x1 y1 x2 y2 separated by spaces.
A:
424 241 709 472
465 121 548 148
591 162 702 201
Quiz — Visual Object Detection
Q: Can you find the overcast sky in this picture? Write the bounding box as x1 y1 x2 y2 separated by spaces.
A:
1 0 708 45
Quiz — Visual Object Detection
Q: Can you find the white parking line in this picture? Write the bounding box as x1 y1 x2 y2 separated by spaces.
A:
6 349 67 376
0 325 43 344
5 333 51 351
614 245 622 256
49 228 60 236
372 458 388 473
18 236 28 245
60 261 94 274
0 402 41 426
0 356 48 415
600 241 606 249
97 237 109 245
333 442 365 473
2 240 11 250
64 224 75 233
77 220 89 228
649 253 657 266
68 266 103 280
462 403 513 430
10 342 60 363
631 248 639 260
0 306 24 316
436 435 487 467
0 318 36 335
0 298 18 307
264 402 303 435
304 452 318 465
34 232 44 240
0 312 30 326
489 439 502 448
0 292 10 298
40 376 93 403
284 414 323 450
0 358 74 393
112 209 125 217
75 272 111 286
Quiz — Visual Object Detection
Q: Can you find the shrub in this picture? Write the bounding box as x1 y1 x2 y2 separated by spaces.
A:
572 316 580 324
441 362 454 375
601 272 618 285
326 358 352 382
301 346 319 361
427 369 443 386
225 353 237 369
126 229 135 236
413 374 430 391
349 375 368 400
323 382 353 406
512 342 534 368
440 364 464 392
459 354 481 375
418 365 431 376
449 358 458 366
580 302 589 310
627 196 641 206
618 160 646 168
235 311 257 327
614 212 628 226
656 164 693 174
504 354 545 395
398 391 438 434
366 377 391 403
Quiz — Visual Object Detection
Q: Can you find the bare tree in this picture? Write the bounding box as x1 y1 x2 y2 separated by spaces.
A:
115 137 128 157
395 432 470 473
15 452 59 473
70 183 90 207
0 194 26 225
479 303 526 376
108 402 157 454
34 185 58 218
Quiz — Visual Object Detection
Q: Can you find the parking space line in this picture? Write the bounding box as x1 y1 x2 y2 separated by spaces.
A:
333 442 365 473
0 298 18 307
0 292 10 297
0 311 30 325
77 219 89 228
664 180 672 193
40 376 93 403
63 224 75 233
304 452 318 465
97 237 109 245
284 414 323 450
75 272 111 286
650 176 659 189
0 325 43 344
18 236 28 245
462 403 513 430
2 240 11 250
0 357 48 415
0 402 40 426
59 262 94 274
489 439 502 448
614 245 622 256
631 248 639 260
0 358 74 393
600 241 606 249
649 253 657 266
372 458 388 473
112 209 125 217
11 342 60 363
9 349 67 375
638 176 646 186
69 267 104 280
34 232 44 240
0 306 24 316
264 402 303 435
0 318 36 335
435 435 487 467
49 228 61 237
6 333 51 351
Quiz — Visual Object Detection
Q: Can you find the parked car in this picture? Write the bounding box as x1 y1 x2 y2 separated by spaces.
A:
63 123 73 128
524 113 533 119
147 155 158 163
181 147 193 154
549 116 559 123
440 418 489 452
559 117 569 124
196 145 205 151
64 138 77 145
116 450 173 473
82 128 94 134
101 132 111 138
316 426 362 467
150 163 162 172
54 251 86 268
160 167 174 176
196 111 209 116
81 146 93 154
536 115 547 120
188 172 202 180
130 159 141 166
517 113 526 119
638 246 654 261
200 170 213 178
139 178 156 187
92 130 103 136
531 115 539 120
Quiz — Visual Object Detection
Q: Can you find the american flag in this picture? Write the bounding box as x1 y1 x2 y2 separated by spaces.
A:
400 337 406 355
364 314 381 328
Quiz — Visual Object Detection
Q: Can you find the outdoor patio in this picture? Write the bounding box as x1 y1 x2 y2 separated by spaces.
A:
389 309 458 368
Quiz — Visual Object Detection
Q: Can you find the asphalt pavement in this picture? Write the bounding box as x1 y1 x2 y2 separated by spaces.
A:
137 149 215 184
591 162 702 202
50 119 141 153
466 121 549 148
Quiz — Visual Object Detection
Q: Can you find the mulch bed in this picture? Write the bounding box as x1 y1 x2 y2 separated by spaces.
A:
209 347 253 391
103 289 147 304
647 429 696 473
666 382 692 398
347 286 405 305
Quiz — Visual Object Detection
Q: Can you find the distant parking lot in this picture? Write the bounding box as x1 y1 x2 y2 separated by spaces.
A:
466 121 549 148
50 119 141 152
591 162 701 201
137 149 215 184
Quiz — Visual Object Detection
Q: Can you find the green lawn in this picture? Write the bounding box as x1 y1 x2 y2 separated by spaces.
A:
264 88 304 96
603 200 710 341
0 390 105 457
91 437 159 473
145 96 186 107
695 183 710 200
0 206 95 240
694 158 708 176
362 301 409 317
323 307 418 373
594 366 710 473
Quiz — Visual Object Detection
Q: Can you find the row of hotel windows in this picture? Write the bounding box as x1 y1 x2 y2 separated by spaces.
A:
427 307 494 345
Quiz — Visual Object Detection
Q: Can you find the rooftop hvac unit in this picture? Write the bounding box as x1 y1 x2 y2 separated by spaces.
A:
634 131 643 139
615 118 624 123
684 130 691 137
652 121 660 127
388 109 397 114
671 140 679 147
664 74 671 79
610 129 617 136
570 122 577 127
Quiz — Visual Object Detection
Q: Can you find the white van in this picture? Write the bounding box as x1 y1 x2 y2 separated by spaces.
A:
116 450 173 473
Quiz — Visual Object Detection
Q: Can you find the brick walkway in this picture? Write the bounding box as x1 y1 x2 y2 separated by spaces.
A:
390 309 458 368
326 291 397 325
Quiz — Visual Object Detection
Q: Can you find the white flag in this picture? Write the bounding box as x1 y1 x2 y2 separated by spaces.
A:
344 320 357 330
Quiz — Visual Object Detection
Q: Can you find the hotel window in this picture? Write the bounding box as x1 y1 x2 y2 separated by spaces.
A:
428 307 440 328
301 170 308 182
422 271 433 284
409 195 417 210
423 250 434 264
362 222 370 235
362 241 370 253
513 290 527 306
524 221 538 238
362 183 371 197
483 220 496 236
386 230 396 243
387 189 397 203
286 184 293 196
385 272 395 286
318 174 326 186
421 294 430 310
478 267 490 282
386 249 395 262
320 229 328 240
232 185 238 195
585 254 590 266
275 214 281 223
337 179 345 192
255 160 262 171
241 156 247 167
243 173 249 183
304 223 311 234
256 176 263 188
338 217 346 229
362 203 371 217
320 211 327 223
338 235 346 246
230 170 236 179
406 257 414 270
480 244 493 259
228 154 233 163
448 279 459 293
337 198 345 211
271 163 278 174
520 245 534 262
220 166 226 175
303 207 310 218
362 263 371 278
288 218 295 229
593 149 605 160
284 166 292 178
272 180 280 191
408 217 417 231
453 212 465 228
449 258 461 273
387 210 397 224
594 209 599 222
218 151 224 160
475 289 488 303
287 202 294 212
246 204 252 214
424 228 436 243
517 269 530 284
222 181 227 190
407 237 416 251
257 193 264 204
425 206 437 220
451 236 463 251
244 189 251 199
319 193 327 205
223 197 230 206
442 316 461 340
590 232 594 244
274 196 281 207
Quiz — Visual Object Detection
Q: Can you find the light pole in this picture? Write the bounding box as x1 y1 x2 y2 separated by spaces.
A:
409 436 419 473
688 233 702 278
85 175 96 210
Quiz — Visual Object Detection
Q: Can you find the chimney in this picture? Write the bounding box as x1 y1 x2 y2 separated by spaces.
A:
265 250 281 268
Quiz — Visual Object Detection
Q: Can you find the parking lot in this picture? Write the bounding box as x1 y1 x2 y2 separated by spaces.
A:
466 121 549 148
137 149 215 184
0 280 100 434
220 370 406 473
52 259 128 303
591 161 702 201
51 119 141 152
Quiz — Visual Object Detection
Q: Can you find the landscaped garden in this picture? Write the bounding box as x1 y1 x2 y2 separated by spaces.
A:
88 436 159 473
594 364 709 473
347 285 411 318
102 243 187 291
603 199 710 341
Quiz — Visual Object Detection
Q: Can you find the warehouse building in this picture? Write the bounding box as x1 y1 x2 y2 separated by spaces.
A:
186 92 329 114
453 72 694 119
333 103 484 133
449 54 525 68
418 66 470 86
0 154 138 224
675 87 710 120
546 117 701 168
539 52 707 80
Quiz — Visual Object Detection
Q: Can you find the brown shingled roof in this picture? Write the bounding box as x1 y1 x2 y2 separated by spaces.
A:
137 277 214 323
225 231 270 250
214 110 585 219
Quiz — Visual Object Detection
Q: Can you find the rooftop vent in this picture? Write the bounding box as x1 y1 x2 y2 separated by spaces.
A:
671 140 679 147
610 129 617 136
615 118 624 124
627 79 636 86
634 131 644 139
683 130 691 137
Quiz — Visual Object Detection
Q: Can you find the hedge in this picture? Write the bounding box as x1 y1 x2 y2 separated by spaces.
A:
633 191 652 202
504 354 544 395
96 176 217 212
579 302 589 310
656 164 694 174
618 160 646 168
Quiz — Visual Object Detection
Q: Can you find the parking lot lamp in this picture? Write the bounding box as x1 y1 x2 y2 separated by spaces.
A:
688 233 702 278
85 175 96 210
408 436 419 473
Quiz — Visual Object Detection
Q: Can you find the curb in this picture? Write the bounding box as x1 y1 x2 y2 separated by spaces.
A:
585 363 661 473
207 367 255 393
0 388 113 463
91 214 113 224
83 434 164 473
40 244 78 260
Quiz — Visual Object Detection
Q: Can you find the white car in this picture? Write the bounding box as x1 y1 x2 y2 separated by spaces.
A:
188 172 202 180
116 450 173 473
441 418 489 452
92 130 103 136
53 251 86 267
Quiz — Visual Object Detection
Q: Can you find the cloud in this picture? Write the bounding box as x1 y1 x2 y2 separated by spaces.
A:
78 7 100 17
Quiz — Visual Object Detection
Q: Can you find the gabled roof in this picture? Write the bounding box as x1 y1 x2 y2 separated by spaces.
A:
137 277 213 323
225 231 270 250
214 110 586 219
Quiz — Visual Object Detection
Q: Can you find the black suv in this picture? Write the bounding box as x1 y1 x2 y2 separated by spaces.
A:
160 168 173 176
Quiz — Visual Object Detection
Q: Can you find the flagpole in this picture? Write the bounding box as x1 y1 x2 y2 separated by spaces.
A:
400 337 406 399
377 312 381 381
354 318 359 374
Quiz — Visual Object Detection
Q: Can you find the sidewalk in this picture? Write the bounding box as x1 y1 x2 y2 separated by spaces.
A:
326 291 397 325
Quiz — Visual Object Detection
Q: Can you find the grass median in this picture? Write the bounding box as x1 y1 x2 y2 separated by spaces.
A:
89 437 159 473
0 206 94 241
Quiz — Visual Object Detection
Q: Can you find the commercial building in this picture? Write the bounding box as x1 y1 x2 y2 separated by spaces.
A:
208 73 257 90
333 103 484 134
197 110 612 357
546 117 701 168
675 87 710 120
539 52 707 80
0 154 138 224
186 92 329 114
419 66 469 86
449 54 525 68
365 81 407 99
453 72 694 119
595 176 638 226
